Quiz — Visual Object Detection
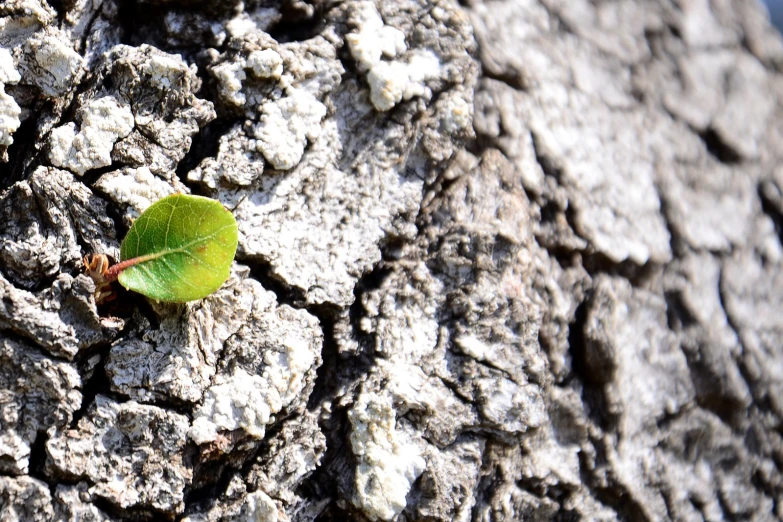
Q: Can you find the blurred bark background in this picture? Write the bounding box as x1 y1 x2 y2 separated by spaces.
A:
1 0 783 521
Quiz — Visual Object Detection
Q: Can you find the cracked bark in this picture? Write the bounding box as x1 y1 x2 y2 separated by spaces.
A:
1 0 782 521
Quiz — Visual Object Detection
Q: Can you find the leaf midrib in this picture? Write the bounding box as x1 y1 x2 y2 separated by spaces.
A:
124 222 236 267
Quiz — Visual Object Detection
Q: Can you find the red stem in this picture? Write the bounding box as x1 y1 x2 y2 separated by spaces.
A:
103 254 157 282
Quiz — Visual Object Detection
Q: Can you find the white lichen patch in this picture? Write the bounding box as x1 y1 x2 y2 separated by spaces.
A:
0 48 20 84
475 377 547 433
94 167 181 225
140 53 190 90
189 369 273 444
349 391 426 521
346 1 407 71
189 308 319 444
237 490 279 522
346 2 441 112
0 47 21 154
212 60 247 106
367 51 440 112
48 96 134 175
247 49 283 79
251 87 327 170
440 92 472 133
211 49 284 108
0 430 29 474
366 61 408 112
398 51 441 99
0 1 55 48
454 334 523 374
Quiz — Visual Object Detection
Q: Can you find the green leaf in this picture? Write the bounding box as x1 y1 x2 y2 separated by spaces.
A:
117 194 238 302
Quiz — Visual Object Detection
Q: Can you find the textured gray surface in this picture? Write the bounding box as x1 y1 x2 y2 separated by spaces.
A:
0 0 782 520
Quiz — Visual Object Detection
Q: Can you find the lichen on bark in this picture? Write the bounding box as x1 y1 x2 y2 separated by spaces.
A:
0 0 782 521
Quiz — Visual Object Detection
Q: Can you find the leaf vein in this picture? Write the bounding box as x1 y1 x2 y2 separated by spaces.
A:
160 256 199 289
163 196 179 250
137 222 235 259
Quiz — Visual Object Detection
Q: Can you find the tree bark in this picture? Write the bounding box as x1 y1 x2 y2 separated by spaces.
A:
0 0 782 520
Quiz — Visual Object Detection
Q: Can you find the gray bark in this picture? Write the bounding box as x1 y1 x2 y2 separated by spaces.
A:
0 0 782 520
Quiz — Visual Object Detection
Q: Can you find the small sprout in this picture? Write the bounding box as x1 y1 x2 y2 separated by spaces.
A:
85 194 238 303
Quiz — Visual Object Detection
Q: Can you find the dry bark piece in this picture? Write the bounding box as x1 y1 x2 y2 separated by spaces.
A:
189 0 477 308
94 166 188 227
246 411 326 508
53 483 110 522
46 395 192 515
0 272 123 360
0 167 118 289
51 44 215 179
0 476 55 521
0 336 81 475
0 167 121 360
722 253 783 418
47 96 134 176
106 266 260 403
190 283 323 446
16 26 85 100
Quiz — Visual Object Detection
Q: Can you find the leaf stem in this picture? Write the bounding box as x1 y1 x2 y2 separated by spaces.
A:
103 254 159 282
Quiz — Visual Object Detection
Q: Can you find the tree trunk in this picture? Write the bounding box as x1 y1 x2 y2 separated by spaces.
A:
1 0 782 520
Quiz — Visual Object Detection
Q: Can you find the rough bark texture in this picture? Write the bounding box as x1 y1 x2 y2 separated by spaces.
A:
1 0 782 520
